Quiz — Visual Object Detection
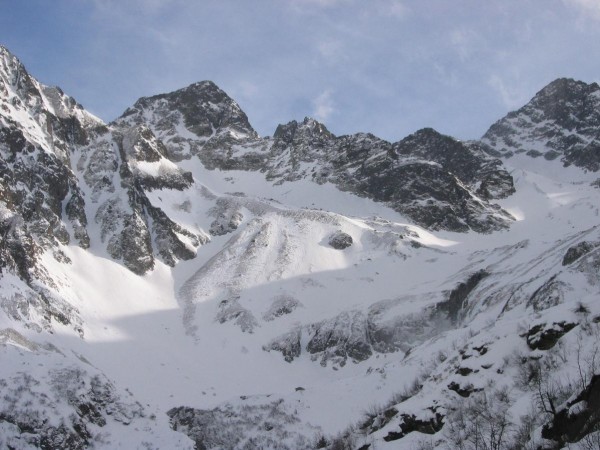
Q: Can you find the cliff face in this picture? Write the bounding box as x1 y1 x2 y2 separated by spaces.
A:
482 78 600 171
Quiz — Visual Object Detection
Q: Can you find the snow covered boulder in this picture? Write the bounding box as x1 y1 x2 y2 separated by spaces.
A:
209 211 243 236
525 321 577 350
215 298 258 333
328 231 353 250
306 311 372 366
542 374 600 445
262 295 302 321
562 241 598 266
263 328 302 362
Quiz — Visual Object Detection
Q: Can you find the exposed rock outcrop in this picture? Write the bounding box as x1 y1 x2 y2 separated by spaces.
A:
328 231 353 250
482 78 600 171
542 375 600 445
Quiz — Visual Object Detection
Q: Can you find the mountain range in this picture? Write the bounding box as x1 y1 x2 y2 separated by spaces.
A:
1 44 599 449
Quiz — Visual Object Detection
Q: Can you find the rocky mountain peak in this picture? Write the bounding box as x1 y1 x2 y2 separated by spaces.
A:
521 78 600 130
0 46 97 121
118 80 257 140
392 128 514 200
482 77 600 171
1 45 102 157
0 45 31 89
273 116 333 144
395 128 454 154
0 47 52 131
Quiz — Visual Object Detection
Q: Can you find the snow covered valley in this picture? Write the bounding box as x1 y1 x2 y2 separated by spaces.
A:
1 45 600 449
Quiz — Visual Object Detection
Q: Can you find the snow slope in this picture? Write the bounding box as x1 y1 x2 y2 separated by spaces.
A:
1 45 599 449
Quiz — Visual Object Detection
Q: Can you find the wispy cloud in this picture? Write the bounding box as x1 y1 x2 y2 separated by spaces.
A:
290 0 408 20
289 0 350 13
89 0 180 20
5 0 600 141
488 75 528 109
378 0 409 19
233 81 259 100
563 0 600 21
298 0 344 5
317 40 343 59
313 90 335 122
449 28 479 61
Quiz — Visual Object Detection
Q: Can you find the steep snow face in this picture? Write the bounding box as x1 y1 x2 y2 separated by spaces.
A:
178 196 435 339
0 44 210 282
73 125 208 275
482 78 600 171
1 43 600 450
0 45 105 334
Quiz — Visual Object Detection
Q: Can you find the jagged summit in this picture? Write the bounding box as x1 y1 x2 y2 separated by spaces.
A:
0 44 33 87
529 78 600 121
0 45 101 129
267 121 516 232
114 79 259 164
482 77 600 171
0 44 206 281
273 117 334 142
395 127 458 156
395 128 515 200
0 44 28 84
118 79 257 139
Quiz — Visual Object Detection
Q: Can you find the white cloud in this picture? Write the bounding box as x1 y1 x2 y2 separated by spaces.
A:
302 0 341 5
313 90 335 122
450 28 478 61
381 0 409 19
235 81 260 99
90 0 179 17
488 75 528 109
317 39 343 60
289 0 349 12
358 0 408 20
563 0 600 20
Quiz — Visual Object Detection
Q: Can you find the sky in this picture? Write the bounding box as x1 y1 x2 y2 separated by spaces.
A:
1 0 599 142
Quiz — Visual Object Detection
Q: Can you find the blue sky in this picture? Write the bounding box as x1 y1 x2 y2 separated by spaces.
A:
1 0 599 141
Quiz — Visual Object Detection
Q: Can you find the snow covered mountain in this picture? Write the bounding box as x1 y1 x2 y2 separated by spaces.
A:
114 83 515 233
482 78 600 171
0 44 599 449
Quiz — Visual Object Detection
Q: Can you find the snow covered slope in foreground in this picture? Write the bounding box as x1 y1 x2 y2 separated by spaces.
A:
1 44 599 449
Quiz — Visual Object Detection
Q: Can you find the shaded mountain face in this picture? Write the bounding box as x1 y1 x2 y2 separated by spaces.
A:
264 121 515 232
482 78 600 171
1 43 600 450
0 45 208 326
0 46 102 333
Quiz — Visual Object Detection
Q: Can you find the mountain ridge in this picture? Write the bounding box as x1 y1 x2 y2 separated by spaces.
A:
1 43 600 449
111 76 517 233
